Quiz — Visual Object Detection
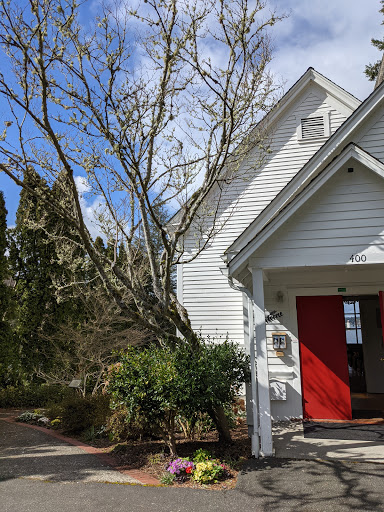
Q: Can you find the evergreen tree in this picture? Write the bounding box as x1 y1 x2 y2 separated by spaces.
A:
8 169 82 379
365 1 384 81
0 191 17 386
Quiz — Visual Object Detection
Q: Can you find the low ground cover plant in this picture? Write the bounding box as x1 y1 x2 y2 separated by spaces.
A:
161 449 232 485
16 410 50 426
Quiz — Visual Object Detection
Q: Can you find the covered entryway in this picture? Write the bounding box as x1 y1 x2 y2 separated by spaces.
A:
225 144 384 456
297 293 384 421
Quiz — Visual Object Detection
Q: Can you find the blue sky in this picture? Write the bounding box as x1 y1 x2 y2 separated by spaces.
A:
0 0 382 228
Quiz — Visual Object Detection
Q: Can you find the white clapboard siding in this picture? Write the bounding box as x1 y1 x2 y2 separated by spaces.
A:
181 87 351 344
359 112 384 161
253 162 384 269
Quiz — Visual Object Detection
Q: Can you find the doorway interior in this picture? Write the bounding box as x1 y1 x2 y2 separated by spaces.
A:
343 295 384 419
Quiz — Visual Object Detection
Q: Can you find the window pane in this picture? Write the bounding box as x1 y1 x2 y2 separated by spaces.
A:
344 303 355 314
346 329 357 344
345 316 355 328
357 330 362 344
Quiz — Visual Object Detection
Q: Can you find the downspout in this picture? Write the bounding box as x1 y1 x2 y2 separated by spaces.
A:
220 267 260 457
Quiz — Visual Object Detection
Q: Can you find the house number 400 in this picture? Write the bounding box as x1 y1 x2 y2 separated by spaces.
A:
350 254 367 263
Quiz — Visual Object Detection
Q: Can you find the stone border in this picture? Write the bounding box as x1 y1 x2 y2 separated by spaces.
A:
0 415 160 486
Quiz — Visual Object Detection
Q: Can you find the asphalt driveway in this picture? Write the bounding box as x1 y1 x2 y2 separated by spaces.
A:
1 411 384 512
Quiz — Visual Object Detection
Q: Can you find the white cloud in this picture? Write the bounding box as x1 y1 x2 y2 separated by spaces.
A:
270 0 382 100
74 175 105 241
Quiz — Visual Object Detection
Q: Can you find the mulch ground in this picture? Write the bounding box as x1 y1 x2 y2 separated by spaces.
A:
89 423 252 490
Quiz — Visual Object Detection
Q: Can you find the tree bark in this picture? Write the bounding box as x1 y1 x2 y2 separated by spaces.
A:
208 405 232 444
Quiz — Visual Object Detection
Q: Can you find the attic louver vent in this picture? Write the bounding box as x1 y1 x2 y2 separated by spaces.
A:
301 116 324 139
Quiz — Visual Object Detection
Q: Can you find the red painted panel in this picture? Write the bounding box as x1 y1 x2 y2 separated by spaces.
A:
297 296 352 420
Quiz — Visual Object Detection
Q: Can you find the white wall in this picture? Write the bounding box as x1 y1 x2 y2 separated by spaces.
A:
181 84 351 345
251 161 384 269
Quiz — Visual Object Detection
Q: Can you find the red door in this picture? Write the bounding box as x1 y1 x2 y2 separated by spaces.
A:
297 295 352 420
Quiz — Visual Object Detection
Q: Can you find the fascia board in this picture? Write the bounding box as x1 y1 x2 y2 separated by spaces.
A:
227 83 384 259
228 145 384 275
311 70 361 110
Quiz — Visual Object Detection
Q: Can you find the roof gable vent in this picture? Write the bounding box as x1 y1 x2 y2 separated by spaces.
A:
297 112 330 141
301 116 324 138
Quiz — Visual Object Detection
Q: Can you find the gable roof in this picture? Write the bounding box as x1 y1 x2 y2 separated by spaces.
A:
168 67 361 227
225 78 384 273
226 143 384 274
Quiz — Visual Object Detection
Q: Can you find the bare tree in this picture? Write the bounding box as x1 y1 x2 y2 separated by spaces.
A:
37 286 149 397
0 0 281 346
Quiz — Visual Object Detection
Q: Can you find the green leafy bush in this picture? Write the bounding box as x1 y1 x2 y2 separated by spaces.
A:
106 405 155 441
46 394 111 434
193 448 212 463
0 384 72 408
107 339 250 455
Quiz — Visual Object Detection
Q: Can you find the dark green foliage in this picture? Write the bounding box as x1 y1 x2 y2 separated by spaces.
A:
106 405 155 441
7 169 84 379
365 1 384 81
46 394 111 434
107 340 250 454
0 384 72 408
0 191 18 386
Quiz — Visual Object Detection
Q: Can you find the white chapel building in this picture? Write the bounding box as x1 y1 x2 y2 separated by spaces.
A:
176 68 384 456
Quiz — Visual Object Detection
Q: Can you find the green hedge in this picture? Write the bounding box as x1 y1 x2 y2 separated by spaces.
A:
0 384 73 408
46 394 111 434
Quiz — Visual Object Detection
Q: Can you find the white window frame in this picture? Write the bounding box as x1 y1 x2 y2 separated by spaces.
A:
296 111 331 142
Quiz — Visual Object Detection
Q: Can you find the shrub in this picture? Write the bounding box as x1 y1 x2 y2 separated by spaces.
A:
46 394 111 434
0 384 72 408
106 405 155 441
193 448 212 463
107 340 250 456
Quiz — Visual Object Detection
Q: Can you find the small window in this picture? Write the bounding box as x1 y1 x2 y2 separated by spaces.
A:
296 112 330 141
343 300 362 344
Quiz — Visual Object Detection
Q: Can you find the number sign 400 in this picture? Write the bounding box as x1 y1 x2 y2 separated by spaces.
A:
350 254 367 263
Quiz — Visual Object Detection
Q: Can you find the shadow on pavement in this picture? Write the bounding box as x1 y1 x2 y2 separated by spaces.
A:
0 418 138 484
235 457 384 511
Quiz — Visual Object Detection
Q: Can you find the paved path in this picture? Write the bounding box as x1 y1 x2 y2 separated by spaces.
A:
1 411 384 511
0 411 153 485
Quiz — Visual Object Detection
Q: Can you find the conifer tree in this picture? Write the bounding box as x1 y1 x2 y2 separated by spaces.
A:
0 191 16 386
8 169 82 379
365 1 384 81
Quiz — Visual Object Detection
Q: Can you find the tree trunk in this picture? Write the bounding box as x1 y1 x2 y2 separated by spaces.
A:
208 405 232 444
162 412 178 457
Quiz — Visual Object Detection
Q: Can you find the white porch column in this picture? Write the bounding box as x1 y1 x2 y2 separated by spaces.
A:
251 267 273 457
247 294 260 457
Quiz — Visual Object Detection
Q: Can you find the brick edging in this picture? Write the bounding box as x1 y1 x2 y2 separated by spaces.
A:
0 415 160 486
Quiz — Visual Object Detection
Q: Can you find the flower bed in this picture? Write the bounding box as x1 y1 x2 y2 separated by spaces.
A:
161 449 233 486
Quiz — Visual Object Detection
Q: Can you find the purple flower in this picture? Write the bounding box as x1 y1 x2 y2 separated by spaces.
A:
166 458 194 476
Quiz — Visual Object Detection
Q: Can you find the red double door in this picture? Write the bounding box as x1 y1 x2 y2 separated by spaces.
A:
297 294 384 420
